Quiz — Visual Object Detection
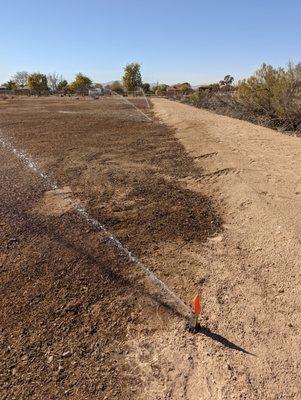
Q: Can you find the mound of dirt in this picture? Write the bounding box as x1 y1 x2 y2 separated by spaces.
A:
32 186 81 216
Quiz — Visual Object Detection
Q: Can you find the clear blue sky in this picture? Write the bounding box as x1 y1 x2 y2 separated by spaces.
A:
1 0 301 85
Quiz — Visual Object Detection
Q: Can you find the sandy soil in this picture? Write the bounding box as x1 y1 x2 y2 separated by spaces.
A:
153 98 301 399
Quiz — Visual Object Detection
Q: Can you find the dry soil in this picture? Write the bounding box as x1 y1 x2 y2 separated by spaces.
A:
1 95 300 399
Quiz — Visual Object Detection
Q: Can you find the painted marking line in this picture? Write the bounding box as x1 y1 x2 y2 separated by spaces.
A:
0 130 192 320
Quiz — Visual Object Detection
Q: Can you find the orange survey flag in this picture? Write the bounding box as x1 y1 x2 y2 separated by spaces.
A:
192 294 201 316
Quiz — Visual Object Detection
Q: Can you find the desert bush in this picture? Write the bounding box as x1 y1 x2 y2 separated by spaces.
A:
187 82 226 105
201 83 220 93
174 82 193 95
190 90 239 114
188 90 207 105
153 84 169 96
188 92 201 105
185 63 301 133
237 63 301 130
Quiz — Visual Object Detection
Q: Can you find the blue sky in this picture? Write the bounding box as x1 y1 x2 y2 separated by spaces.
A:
1 0 301 85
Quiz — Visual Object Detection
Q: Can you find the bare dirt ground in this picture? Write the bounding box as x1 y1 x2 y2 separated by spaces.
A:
153 98 301 399
1 95 300 400
0 96 221 400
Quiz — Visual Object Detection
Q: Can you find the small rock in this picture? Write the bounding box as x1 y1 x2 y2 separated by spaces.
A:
62 351 71 358
21 355 28 363
58 365 64 373
47 355 54 364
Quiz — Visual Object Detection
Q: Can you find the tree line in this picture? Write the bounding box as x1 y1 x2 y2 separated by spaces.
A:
3 63 197 96
3 63 149 95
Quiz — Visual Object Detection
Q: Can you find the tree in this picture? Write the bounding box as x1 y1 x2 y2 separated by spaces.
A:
219 75 234 86
71 73 92 92
57 80 68 91
47 72 64 92
109 81 124 94
142 83 150 93
62 84 74 94
94 83 103 89
13 71 29 87
122 63 142 92
28 73 49 94
5 80 18 91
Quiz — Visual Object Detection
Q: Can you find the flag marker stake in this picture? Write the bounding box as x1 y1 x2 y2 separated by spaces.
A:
191 294 201 329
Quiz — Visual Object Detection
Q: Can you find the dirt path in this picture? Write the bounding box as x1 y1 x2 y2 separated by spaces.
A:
153 98 301 399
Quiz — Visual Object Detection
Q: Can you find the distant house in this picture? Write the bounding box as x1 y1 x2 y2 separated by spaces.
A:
0 85 10 95
103 86 112 94
16 86 31 95
0 85 31 95
89 88 103 97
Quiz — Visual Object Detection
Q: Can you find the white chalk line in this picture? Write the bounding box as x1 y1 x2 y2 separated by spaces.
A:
0 130 192 320
110 90 152 121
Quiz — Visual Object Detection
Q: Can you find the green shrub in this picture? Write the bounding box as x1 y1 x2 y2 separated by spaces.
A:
153 84 169 96
188 90 208 105
237 63 301 130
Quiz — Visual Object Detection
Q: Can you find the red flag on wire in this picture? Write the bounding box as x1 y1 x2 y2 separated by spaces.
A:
192 294 201 316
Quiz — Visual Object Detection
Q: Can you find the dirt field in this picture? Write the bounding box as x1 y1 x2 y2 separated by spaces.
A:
1 96 300 399
0 96 222 400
